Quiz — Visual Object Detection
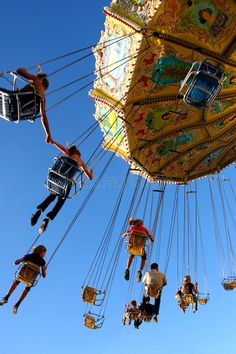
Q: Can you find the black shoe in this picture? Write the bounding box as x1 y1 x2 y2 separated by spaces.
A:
0 296 9 306
136 271 142 283
124 268 130 281
31 210 41 226
39 217 49 234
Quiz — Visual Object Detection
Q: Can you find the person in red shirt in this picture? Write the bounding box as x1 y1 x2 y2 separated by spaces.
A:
122 218 154 282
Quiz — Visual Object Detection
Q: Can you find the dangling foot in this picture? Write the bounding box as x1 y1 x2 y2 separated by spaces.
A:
136 271 142 283
124 268 130 281
0 295 9 306
13 302 20 314
180 304 186 314
31 210 41 226
153 314 158 323
39 217 50 234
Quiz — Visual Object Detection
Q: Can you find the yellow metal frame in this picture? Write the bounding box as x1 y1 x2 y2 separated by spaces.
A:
15 262 40 287
127 230 147 256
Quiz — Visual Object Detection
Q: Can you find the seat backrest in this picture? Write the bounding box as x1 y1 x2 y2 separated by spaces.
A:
84 315 96 329
0 90 18 121
146 284 161 298
223 282 235 291
52 156 78 179
18 92 40 119
126 308 141 320
183 293 195 304
15 262 40 287
198 297 208 305
127 231 147 256
46 156 79 197
82 286 97 305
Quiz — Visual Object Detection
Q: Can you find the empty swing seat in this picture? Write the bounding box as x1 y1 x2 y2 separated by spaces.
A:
84 313 104 329
179 59 226 109
222 277 236 291
126 230 147 256
15 262 40 287
82 286 105 305
0 88 40 122
198 297 208 305
46 155 79 198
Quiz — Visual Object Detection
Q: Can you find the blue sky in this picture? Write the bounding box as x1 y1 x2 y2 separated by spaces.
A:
0 1 236 354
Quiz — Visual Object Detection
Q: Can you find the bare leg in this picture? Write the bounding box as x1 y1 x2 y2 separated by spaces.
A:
7 281 19 297
126 255 134 269
140 258 146 271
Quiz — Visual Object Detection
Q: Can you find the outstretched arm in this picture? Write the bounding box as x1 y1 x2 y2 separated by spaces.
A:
50 139 69 155
14 257 24 265
40 113 52 143
122 232 128 239
16 68 37 81
39 96 52 143
77 159 93 180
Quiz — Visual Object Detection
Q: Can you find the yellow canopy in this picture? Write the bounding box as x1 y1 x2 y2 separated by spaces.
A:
90 0 236 183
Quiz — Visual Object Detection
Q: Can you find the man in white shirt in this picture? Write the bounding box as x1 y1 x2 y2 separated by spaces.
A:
141 263 167 322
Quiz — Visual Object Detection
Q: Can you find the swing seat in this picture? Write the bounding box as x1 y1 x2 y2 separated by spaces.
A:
126 230 147 256
197 292 209 305
15 262 40 287
46 155 81 198
146 284 161 298
124 309 141 324
82 286 97 305
0 71 40 122
179 58 226 109
223 283 234 290
183 293 195 304
198 297 208 305
222 277 236 291
0 88 40 122
82 286 105 305
84 313 104 329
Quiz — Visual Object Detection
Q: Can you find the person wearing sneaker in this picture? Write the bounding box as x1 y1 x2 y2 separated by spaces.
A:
0 245 47 314
122 218 154 282
31 139 93 234
141 263 167 323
